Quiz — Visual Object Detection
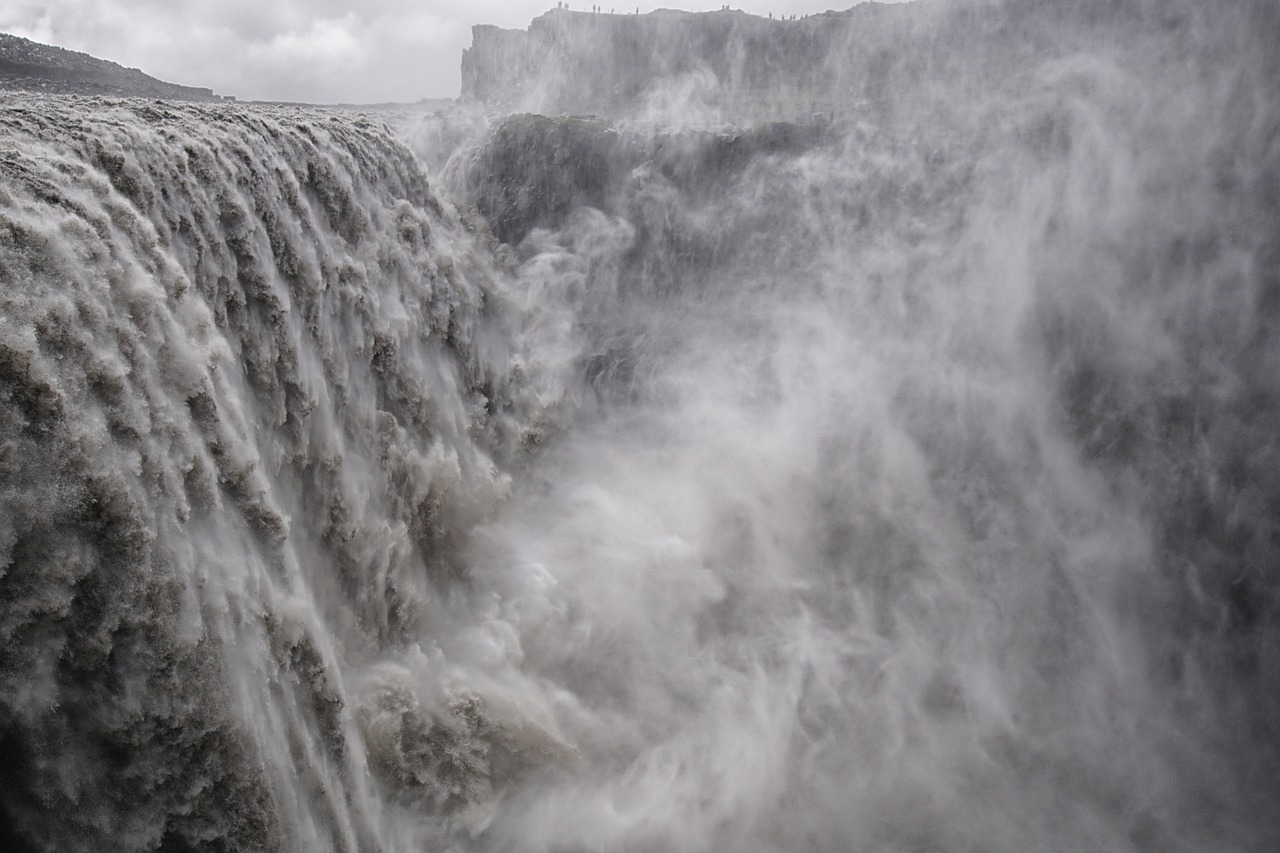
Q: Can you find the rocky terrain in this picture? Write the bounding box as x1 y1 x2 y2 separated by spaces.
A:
0 32 220 100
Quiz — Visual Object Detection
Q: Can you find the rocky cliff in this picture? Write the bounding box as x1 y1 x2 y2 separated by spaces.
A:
462 6 869 119
459 0 1254 122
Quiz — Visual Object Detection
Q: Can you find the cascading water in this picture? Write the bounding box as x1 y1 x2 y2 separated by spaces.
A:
2 1 1279 851
0 96 576 850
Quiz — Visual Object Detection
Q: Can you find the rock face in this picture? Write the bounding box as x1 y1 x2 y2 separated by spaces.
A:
462 113 831 245
460 3 1007 119
460 0 1256 121
462 7 866 119
0 32 219 100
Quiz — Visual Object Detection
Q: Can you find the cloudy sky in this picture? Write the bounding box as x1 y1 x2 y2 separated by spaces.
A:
0 1 906 103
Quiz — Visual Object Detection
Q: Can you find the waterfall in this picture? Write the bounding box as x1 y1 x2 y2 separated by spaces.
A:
0 96 573 850
2 1 1279 850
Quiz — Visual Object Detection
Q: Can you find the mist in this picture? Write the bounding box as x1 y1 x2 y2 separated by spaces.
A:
2 0 1278 851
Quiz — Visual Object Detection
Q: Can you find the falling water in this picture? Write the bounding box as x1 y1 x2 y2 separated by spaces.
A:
2 1 1279 851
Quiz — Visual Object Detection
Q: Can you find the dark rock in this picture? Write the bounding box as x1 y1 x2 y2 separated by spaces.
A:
465 112 832 245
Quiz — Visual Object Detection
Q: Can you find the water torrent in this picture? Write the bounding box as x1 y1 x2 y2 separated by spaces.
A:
2 1 1279 851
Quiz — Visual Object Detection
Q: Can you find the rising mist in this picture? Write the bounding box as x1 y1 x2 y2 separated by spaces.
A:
2 1 1279 851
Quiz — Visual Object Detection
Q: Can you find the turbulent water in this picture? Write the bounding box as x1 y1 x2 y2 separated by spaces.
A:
2 1 1280 851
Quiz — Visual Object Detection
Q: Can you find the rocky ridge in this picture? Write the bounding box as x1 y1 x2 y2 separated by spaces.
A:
0 32 221 100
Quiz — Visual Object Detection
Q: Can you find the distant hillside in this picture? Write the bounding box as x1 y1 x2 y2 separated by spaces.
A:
0 32 222 100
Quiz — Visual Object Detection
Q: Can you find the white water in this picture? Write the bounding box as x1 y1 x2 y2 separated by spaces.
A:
2 2 1279 851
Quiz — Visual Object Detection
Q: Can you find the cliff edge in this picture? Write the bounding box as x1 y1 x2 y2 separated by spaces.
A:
458 1 1215 122
462 7 880 120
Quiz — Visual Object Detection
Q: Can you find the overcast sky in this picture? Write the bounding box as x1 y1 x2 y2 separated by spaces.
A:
0 1 908 103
